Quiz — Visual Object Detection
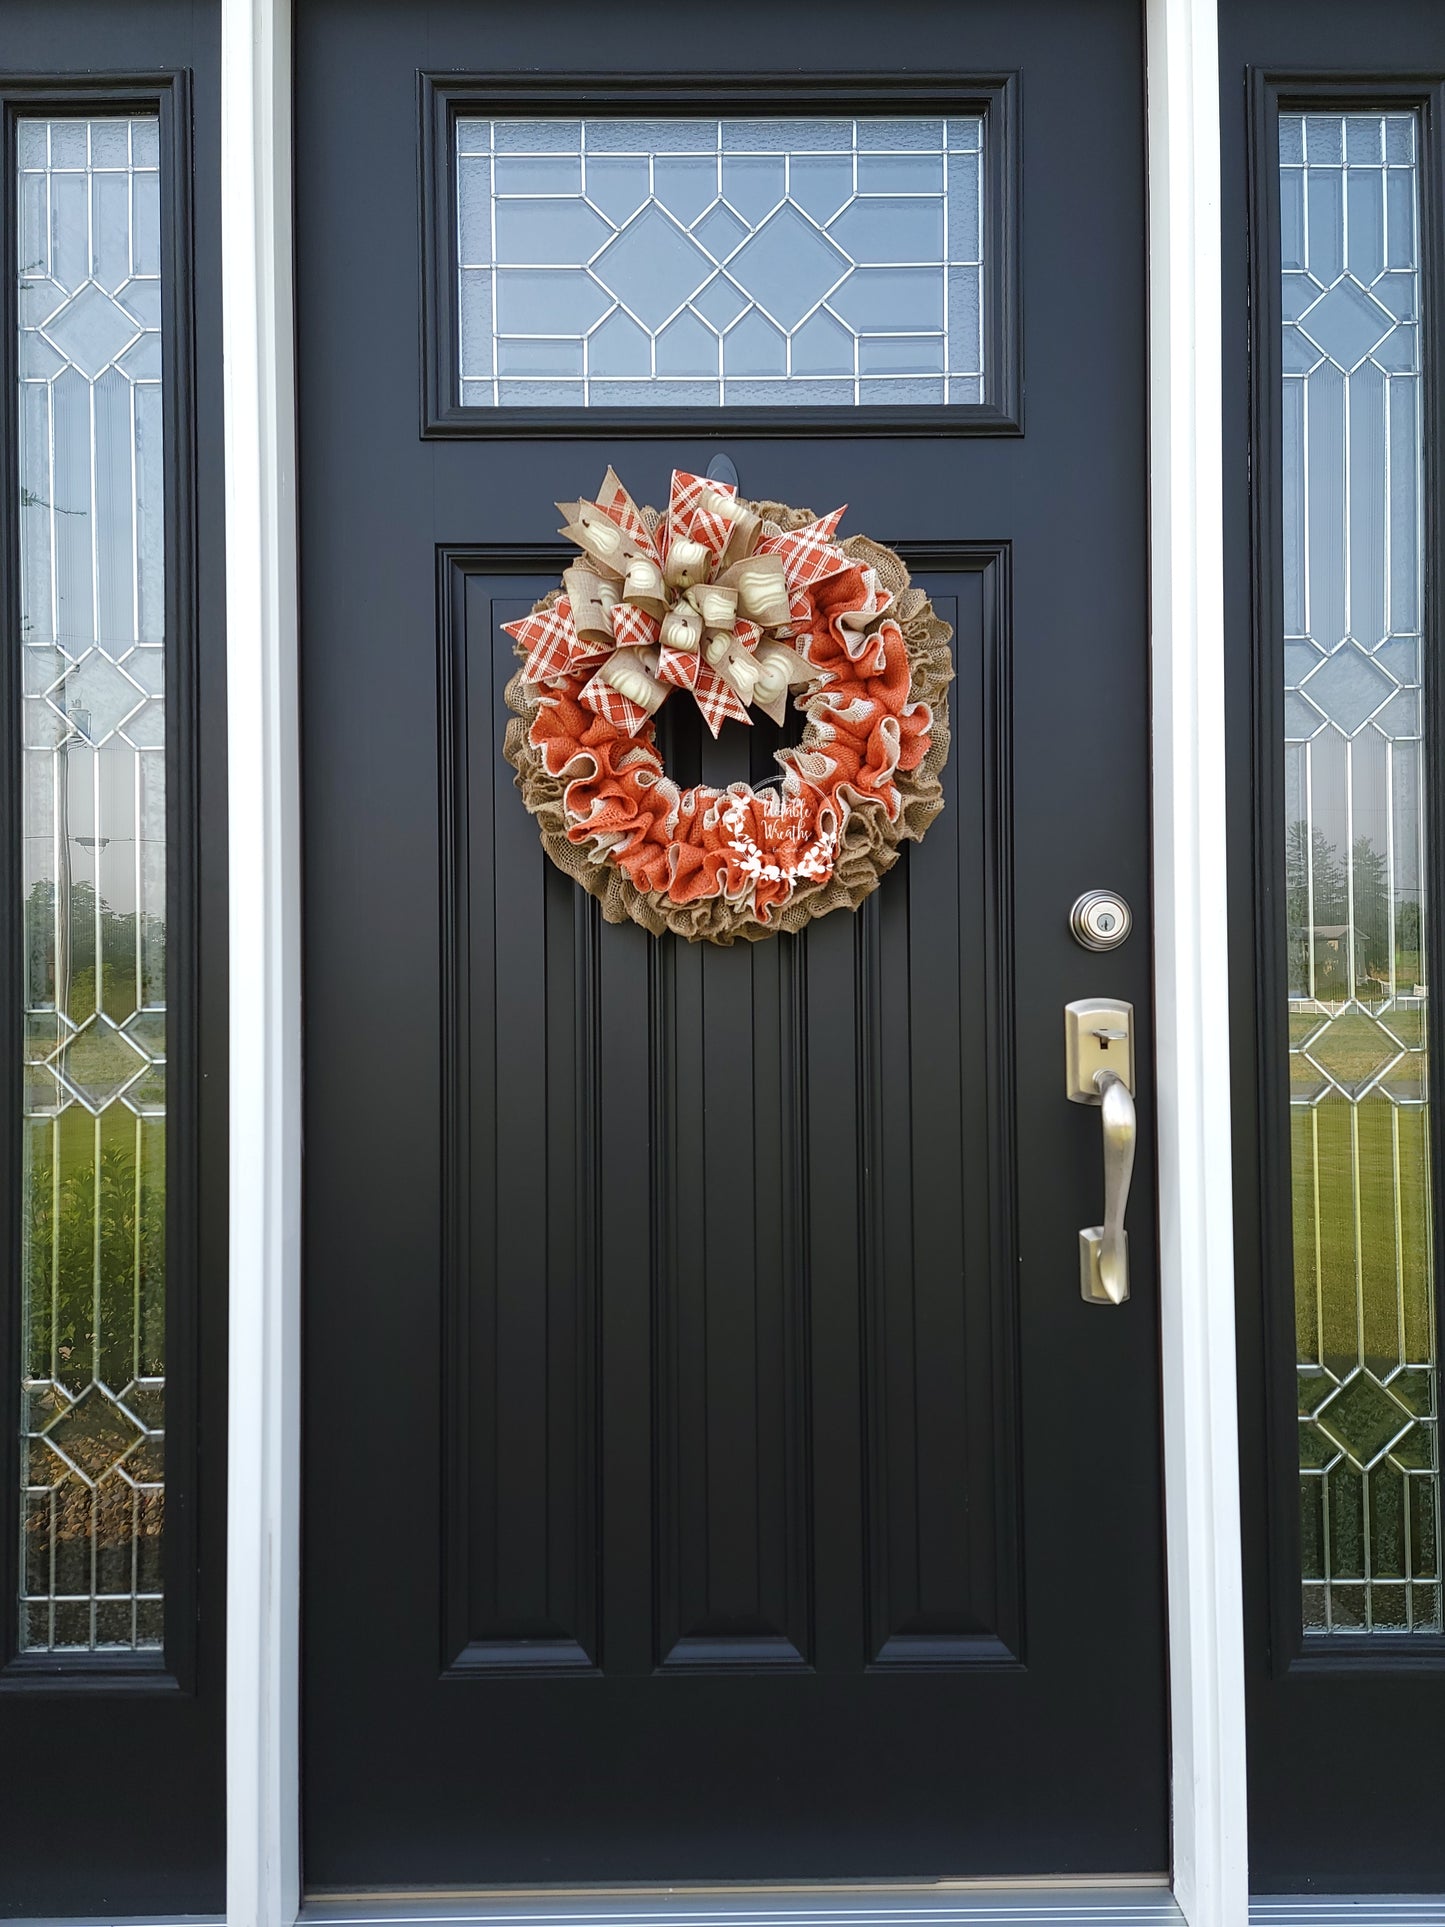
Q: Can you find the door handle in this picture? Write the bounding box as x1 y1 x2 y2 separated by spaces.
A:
1085 1069 1136 1305
1064 998 1136 1306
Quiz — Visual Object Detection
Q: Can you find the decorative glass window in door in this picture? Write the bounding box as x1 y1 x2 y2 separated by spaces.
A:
16 116 167 1652
455 116 985 406
1280 109 1440 1634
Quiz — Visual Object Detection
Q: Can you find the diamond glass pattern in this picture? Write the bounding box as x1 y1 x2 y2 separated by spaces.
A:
43 283 141 379
1297 644 1395 736
1298 279 1395 372
1280 112 1440 1635
17 119 167 1655
591 205 713 328
52 1019 149 1112
456 116 985 406
44 1387 144 1484
1315 1371 1417 1470
726 205 849 328
50 648 148 745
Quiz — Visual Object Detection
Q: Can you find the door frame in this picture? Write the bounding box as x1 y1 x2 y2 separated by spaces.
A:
218 0 1249 1921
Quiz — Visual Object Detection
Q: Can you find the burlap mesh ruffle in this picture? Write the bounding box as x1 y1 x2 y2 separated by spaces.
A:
502 503 954 944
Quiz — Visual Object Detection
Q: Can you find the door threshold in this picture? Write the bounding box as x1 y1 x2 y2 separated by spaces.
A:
309 1882 1172 1901
301 1881 1179 1927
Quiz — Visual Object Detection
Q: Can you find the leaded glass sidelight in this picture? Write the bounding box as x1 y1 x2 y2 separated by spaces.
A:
1280 110 1441 1634
455 116 985 406
16 117 167 1653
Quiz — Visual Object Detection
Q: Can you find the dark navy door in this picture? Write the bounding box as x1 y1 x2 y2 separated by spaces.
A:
298 0 1165 1887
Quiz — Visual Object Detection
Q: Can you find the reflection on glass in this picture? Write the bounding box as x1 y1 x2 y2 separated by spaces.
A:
17 118 166 1653
1280 111 1440 1634
455 117 985 407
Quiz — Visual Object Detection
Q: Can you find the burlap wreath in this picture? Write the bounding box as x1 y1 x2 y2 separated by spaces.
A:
502 472 953 945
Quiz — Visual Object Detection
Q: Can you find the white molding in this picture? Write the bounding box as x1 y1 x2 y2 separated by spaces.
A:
1145 3 1250 1925
221 0 302 1923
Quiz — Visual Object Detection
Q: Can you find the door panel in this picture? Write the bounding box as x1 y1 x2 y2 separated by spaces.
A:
440 556 1015 1680
300 0 1162 1887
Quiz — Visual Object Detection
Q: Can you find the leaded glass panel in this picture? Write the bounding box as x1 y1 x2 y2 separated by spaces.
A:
455 116 984 406
1280 110 1441 1634
16 116 166 1653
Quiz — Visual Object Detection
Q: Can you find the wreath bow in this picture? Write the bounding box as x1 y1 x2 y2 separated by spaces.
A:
503 467 880 739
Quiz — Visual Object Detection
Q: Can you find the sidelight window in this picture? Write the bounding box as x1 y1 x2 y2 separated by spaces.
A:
1278 109 1441 1635
453 115 986 408
14 116 168 1654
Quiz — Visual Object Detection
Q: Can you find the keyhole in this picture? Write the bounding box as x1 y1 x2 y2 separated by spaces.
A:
1098 913 1115 933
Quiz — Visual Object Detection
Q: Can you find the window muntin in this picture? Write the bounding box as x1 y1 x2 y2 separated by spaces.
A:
1279 109 1440 1635
16 115 167 1654
455 115 985 408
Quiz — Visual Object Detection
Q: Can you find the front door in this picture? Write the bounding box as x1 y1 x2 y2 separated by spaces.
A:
298 0 1164 1888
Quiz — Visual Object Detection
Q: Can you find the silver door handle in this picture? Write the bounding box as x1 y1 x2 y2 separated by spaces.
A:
1063 997 1137 1306
1084 1069 1136 1305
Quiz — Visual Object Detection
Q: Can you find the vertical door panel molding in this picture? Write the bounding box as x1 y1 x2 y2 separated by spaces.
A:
651 929 814 1670
860 564 1020 1669
1146 0 1250 1920
1246 70 1445 1674
439 558 602 1673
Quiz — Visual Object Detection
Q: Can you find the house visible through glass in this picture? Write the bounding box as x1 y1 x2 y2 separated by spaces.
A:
1280 109 1440 1633
455 116 985 406
16 116 167 1653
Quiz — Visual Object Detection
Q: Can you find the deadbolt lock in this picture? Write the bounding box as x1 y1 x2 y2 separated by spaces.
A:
1070 889 1133 951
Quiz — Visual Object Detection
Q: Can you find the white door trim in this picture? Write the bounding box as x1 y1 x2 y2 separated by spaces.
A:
218 1 1249 1921
221 0 302 1923
1145 2 1251 1925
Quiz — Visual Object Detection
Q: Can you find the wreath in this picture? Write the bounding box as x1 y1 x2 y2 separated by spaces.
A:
502 468 953 945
